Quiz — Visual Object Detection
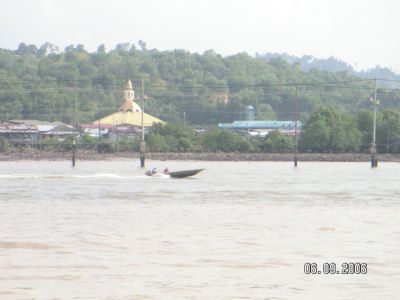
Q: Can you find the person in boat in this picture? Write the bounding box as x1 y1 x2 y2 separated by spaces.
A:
163 167 169 174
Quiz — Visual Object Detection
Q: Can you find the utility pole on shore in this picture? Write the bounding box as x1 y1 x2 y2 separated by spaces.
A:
371 78 379 168
72 80 77 167
139 79 146 168
294 85 299 167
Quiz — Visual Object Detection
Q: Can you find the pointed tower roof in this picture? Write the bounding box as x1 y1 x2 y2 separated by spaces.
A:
126 80 133 90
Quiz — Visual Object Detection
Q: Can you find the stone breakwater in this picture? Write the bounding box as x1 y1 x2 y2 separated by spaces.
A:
0 151 399 162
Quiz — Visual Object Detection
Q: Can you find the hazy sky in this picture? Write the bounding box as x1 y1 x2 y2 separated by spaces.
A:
1 0 399 71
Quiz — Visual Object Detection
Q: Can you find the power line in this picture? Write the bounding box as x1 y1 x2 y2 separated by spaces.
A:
0 76 374 88
377 78 400 84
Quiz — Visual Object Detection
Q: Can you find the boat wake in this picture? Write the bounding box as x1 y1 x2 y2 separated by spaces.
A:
0 173 128 179
146 173 170 179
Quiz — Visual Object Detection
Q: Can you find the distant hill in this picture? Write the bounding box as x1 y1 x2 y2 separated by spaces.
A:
258 53 353 73
257 53 400 87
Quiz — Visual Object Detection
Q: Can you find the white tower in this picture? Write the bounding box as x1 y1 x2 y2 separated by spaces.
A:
124 80 135 100
119 80 142 112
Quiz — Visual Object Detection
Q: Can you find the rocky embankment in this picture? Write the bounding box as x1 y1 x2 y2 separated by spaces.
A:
147 152 400 162
0 149 399 162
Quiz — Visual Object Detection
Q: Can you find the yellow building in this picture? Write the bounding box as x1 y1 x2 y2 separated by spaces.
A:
92 80 165 127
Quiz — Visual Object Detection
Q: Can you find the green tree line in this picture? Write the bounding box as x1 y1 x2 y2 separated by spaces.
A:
1 42 400 126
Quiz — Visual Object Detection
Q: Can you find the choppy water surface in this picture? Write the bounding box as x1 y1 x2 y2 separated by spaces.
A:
0 160 399 299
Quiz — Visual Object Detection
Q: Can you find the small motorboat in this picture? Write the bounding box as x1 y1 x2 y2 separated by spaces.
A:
146 168 204 178
167 168 204 178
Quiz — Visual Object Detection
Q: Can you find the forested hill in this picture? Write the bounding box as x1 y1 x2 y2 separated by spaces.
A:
0 42 399 125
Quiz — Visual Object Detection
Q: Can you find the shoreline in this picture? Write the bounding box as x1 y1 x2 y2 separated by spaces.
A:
0 151 399 162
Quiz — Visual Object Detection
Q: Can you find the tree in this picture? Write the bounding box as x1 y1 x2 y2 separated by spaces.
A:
0 137 9 152
147 122 197 152
262 130 293 152
38 43 59 56
341 113 362 152
356 109 373 151
201 129 219 151
97 44 106 54
147 133 168 152
378 109 400 153
257 103 277 120
300 106 361 152
299 117 330 152
138 40 147 51
201 129 253 152
16 43 37 55
116 43 130 53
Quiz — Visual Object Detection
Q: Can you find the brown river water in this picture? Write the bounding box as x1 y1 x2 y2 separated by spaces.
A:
0 160 399 299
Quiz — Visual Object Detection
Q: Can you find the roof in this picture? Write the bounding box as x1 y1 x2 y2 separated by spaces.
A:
11 119 67 126
0 122 37 133
119 99 142 113
218 120 303 130
36 125 55 132
49 124 73 132
79 123 114 129
92 111 165 127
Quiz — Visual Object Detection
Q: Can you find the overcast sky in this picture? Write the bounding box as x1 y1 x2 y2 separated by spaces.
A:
1 0 399 71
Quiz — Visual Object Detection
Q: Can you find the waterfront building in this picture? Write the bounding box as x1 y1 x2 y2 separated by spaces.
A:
218 104 303 137
218 120 303 137
0 120 73 144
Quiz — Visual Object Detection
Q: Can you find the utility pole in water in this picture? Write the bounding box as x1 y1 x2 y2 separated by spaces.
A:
371 78 379 168
294 85 299 167
139 79 146 168
72 80 77 167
